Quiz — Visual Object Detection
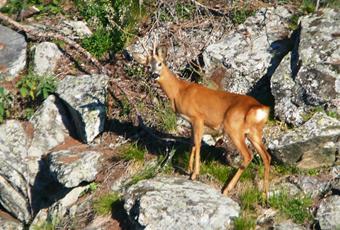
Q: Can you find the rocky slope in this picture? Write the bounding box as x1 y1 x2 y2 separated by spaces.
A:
0 1 339 229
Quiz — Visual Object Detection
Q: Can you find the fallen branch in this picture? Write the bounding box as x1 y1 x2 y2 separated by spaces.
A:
0 12 109 75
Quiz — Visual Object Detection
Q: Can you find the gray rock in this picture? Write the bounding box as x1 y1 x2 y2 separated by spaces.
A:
30 186 88 230
316 195 340 230
0 210 23 230
56 74 109 143
0 120 32 223
271 8 340 126
273 220 305 230
268 112 339 168
126 14 229 70
27 95 70 183
271 55 306 126
124 176 240 230
288 175 330 198
203 6 292 94
0 25 27 80
49 149 102 188
62 20 92 38
33 42 62 76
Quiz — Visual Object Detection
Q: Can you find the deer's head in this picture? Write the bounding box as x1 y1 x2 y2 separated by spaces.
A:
144 43 168 81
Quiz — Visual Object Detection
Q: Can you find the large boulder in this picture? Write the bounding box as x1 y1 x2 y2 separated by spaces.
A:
124 176 240 230
27 95 71 182
0 25 27 80
271 8 340 126
48 149 102 188
268 112 339 168
203 6 292 94
33 42 63 76
316 195 340 230
56 74 109 143
0 120 32 223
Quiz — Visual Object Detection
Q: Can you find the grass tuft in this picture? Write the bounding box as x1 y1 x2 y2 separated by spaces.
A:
201 161 235 184
120 142 146 162
234 214 256 230
93 192 121 216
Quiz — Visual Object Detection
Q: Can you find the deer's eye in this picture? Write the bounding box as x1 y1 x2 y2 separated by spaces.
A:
158 63 162 67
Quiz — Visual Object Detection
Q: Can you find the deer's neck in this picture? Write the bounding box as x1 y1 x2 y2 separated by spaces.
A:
157 66 184 101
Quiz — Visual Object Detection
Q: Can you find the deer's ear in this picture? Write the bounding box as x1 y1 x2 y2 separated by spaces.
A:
156 46 167 62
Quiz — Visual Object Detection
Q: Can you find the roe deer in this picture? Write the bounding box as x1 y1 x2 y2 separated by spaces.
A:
146 44 271 198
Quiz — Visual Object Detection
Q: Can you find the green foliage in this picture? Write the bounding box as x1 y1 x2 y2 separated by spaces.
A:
269 192 313 224
81 182 98 196
76 0 152 57
93 192 121 215
1 0 63 15
126 164 158 187
31 216 59 230
201 161 235 184
234 215 256 230
231 7 255 25
16 73 57 101
239 186 262 211
301 0 316 13
157 103 177 132
120 142 146 162
0 87 13 123
273 164 300 175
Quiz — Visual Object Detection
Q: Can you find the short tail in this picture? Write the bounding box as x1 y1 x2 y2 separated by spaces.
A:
246 105 270 125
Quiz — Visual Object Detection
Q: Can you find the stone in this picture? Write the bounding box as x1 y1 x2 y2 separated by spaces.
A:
0 25 27 80
203 6 292 94
0 0 7 8
288 175 330 198
0 210 23 230
271 8 340 126
33 42 62 76
268 112 339 168
62 20 92 38
124 176 240 230
27 95 71 183
56 74 109 143
48 149 102 188
30 186 88 229
316 195 340 230
273 220 305 230
0 120 32 223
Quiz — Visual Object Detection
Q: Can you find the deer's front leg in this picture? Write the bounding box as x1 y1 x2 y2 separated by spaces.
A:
190 118 204 180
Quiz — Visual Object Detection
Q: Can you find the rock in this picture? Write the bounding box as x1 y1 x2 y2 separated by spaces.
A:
31 186 88 229
56 74 109 143
273 220 305 230
27 95 71 183
203 6 292 94
268 112 339 168
288 175 330 198
33 42 62 76
0 210 23 230
126 12 229 70
49 149 102 188
271 8 340 126
62 20 92 38
256 208 277 225
316 195 340 230
0 120 32 223
0 25 27 80
270 55 306 126
124 176 240 230
269 181 301 198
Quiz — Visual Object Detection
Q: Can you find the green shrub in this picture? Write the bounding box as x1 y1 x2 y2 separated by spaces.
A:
0 87 13 123
269 192 313 224
201 161 235 184
231 8 255 25
76 0 152 57
120 142 146 162
93 192 121 215
16 73 57 101
1 0 63 15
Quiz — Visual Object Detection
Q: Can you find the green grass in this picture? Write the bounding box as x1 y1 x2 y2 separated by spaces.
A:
93 192 121 215
231 8 255 25
125 164 158 187
201 161 235 184
234 214 256 230
0 87 13 123
157 103 177 132
1 0 63 15
120 142 146 162
81 27 115 58
239 186 262 211
31 215 60 230
269 192 313 224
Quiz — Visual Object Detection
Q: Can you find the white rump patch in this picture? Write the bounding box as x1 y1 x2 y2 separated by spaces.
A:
256 109 267 122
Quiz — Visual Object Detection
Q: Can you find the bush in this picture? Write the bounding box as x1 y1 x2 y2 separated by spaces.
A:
0 87 13 123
